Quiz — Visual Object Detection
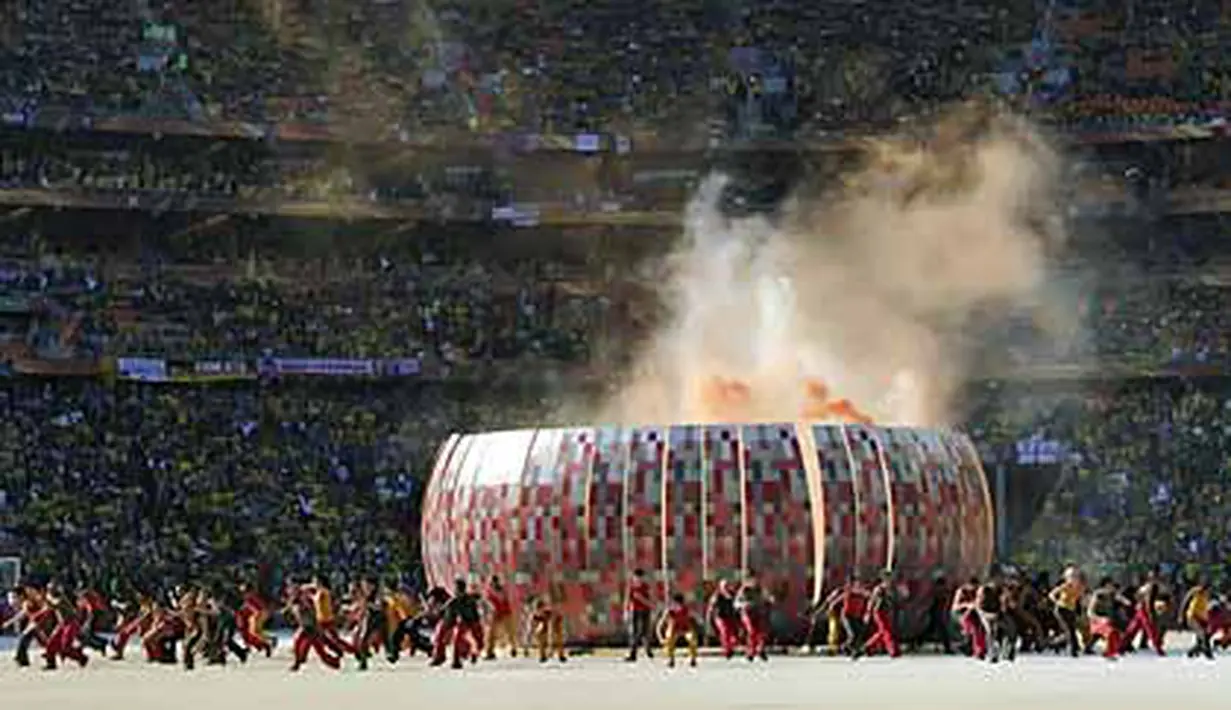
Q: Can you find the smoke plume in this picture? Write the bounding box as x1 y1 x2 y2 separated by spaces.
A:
599 106 1076 427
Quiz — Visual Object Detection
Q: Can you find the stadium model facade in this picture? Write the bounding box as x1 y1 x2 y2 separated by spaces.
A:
421 423 994 642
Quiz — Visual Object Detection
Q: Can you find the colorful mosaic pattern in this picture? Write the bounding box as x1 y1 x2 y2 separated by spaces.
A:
422 424 992 643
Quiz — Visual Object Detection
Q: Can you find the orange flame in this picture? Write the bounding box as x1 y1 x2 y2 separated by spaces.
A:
698 375 874 424
802 377 874 424
698 376 752 421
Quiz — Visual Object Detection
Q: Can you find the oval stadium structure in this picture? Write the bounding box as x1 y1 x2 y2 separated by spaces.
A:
421 423 993 643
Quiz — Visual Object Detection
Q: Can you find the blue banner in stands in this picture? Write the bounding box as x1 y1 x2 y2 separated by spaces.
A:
262 358 378 377
381 358 422 377
117 357 168 382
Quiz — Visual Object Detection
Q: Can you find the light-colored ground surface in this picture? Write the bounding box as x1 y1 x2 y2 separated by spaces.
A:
0 635 1227 710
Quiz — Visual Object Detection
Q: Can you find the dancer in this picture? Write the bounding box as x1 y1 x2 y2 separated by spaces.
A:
530 591 567 664
918 576 954 654
141 592 181 664
433 578 484 669
1179 578 1217 660
1007 574 1046 653
351 578 387 670
1123 570 1165 656
707 580 742 658
236 581 274 657
310 575 356 658
483 575 518 660
1048 567 1084 657
1085 578 1126 660
624 568 654 661
43 583 88 670
657 592 698 668
381 581 416 657
203 587 250 665
388 586 447 663
975 576 1008 663
179 587 209 670
6 582 52 667
858 571 901 659
737 571 771 662
951 577 984 658
836 576 869 656
285 582 340 671
75 581 110 654
110 588 155 660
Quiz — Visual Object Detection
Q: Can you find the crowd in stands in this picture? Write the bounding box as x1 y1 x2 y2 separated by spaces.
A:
970 378 1231 579
0 377 546 591
1 0 1228 138
0 247 603 368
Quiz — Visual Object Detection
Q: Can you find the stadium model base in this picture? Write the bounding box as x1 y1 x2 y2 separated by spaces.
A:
421 423 993 643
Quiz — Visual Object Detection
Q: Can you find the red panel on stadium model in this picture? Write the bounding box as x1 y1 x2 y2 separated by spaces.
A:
421 424 993 643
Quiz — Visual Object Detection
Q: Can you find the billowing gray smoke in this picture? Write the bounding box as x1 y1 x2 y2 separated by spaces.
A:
599 106 1078 427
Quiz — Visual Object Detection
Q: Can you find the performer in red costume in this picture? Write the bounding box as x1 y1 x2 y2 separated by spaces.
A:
858 571 901 659
624 569 655 662
483 575 517 660
1086 578 1127 660
706 580 742 659
43 582 88 669
432 578 484 669
951 577 985 659
1123 570 1165 656
285 582 340 671
737 571 770 662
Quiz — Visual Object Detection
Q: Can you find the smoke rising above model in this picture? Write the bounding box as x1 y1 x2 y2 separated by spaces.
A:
601 107 1073 427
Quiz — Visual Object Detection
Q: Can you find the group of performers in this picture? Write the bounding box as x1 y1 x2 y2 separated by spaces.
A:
805 565 1231 663
2 572 570 672
4 564 1230 672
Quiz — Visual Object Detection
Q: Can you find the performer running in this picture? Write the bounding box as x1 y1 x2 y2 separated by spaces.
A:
203 587 250 665
352 578 387 670
236 581 274 657
483 575 517 660
43 582 88 670
110 587 154 660
285 581 341 671
858 571 900 659
388 586 448 663
951 577 984 658
433 578 484 669
310 575 356 658
657 592 699 668
6 582 52 667
737 571 770 662
1048 567 1084 657
1179 578 1217 660
707 579 742 659
975 576 1007 663
1123 570 1166 656
75 580 109 654
529 590 567 664
624 568 654 662
836 576 869 656
1085 577 1126 660
179 587 209 670
919 575 954 654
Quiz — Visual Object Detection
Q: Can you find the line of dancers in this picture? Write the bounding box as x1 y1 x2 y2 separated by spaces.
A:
5 565 1229 672
804 566 1231 663
2 573 571 672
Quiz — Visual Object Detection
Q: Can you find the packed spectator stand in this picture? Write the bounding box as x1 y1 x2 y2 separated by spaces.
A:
1 0 1231 606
